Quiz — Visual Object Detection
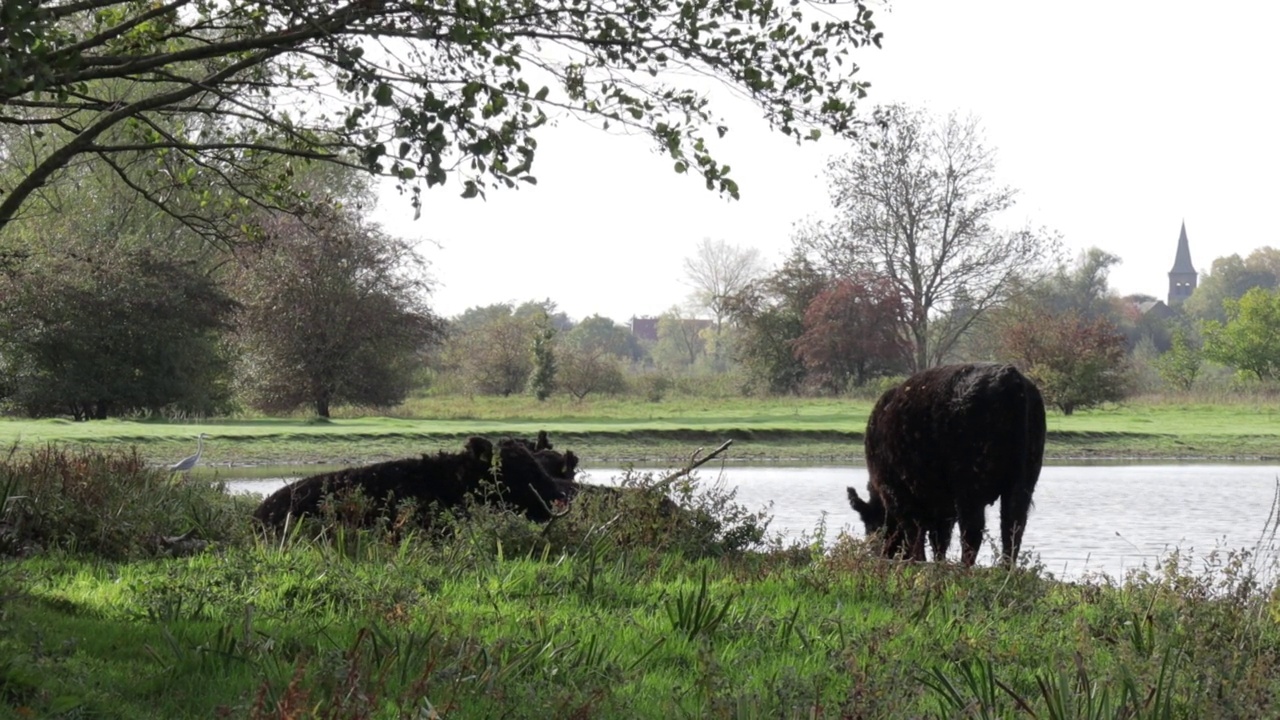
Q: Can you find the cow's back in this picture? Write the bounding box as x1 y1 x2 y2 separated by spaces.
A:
943 363 1044 506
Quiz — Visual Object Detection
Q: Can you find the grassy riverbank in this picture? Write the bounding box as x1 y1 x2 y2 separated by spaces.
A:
9 541 1280 719
1 395 1279 467
4 443 1280 718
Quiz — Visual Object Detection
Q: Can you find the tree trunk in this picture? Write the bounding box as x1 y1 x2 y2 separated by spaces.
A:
315 398 330 418
912 316 929 372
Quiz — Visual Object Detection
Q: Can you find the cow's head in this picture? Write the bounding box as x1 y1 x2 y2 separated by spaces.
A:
847 485 885 534
464 436 495 464
489 438 570 521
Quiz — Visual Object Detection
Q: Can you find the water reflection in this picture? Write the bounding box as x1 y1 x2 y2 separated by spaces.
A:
222 463 1280 582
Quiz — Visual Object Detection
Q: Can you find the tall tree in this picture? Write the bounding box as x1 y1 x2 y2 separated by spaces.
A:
0 159 236 418
682 238 763 330
801 105 1057 371
682 237 763 370
0 0 883 233
1244 247 1280 281
441 306 538 396
557 320 629 400
653 308 708 372
567 315 645 362
230 202 440 417
527 312 558 401
515 300 572 333
1036 248 1122 320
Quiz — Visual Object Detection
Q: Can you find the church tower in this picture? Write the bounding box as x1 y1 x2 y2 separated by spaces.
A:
1167 221 1197 306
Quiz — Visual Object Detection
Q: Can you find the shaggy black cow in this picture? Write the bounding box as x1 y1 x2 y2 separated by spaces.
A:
510 430 581 495
514 430 682 517
251 435 568 532
847 363 1046 566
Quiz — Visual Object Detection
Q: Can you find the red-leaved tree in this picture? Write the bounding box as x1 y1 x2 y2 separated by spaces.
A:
792 274 909 393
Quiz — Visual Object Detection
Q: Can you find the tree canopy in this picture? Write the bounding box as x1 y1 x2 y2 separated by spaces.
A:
230 200 440 417
1200 287 1280 382
0 246 236 418
792 273 907 391
0 0 883 234
1183 252 1279 324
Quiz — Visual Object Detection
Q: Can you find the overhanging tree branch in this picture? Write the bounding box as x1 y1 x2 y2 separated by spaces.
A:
3 0 883 236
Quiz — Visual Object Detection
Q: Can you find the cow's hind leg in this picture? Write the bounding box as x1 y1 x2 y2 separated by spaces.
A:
957 503 986 567
903 520 927 562
1000 488 1034 566
906 520 926 561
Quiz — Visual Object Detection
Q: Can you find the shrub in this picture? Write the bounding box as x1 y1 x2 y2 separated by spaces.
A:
0 444 252 559
631 373 672 402
540 468 773 560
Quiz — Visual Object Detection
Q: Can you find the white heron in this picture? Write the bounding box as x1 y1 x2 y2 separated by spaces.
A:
170 433 209 477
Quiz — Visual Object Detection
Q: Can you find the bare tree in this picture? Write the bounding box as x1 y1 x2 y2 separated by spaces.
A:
682 237 762 369
683 238 764 332
801 105 1058 371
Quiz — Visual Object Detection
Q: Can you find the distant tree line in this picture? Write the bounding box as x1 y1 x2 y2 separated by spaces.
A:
4 103 1280 420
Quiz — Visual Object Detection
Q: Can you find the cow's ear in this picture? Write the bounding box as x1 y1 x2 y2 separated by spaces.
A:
563 451 579 476
466 436 494 463
536 430 552 451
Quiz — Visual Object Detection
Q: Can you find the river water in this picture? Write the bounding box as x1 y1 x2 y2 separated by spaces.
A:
222 462 1280 582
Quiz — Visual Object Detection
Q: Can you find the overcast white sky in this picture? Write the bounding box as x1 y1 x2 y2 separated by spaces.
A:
374 1 1280 324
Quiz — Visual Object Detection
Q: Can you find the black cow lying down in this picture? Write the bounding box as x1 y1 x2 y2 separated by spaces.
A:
510 430 581 493
847 363 1047 567
252 435 569 532
512 430 683 516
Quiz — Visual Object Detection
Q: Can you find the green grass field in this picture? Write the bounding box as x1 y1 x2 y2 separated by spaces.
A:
1 395 1279 466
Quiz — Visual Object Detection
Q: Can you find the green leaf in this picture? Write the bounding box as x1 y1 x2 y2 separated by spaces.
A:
373 83 394 106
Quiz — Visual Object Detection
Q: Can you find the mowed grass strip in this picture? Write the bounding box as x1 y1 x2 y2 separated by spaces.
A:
0 396 1278 465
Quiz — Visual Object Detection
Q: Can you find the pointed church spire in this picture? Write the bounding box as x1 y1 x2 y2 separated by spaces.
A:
1170 220 1195 274
1167 221 1197 305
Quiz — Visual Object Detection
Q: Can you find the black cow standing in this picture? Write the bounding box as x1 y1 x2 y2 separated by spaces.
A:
847 363 1047 567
